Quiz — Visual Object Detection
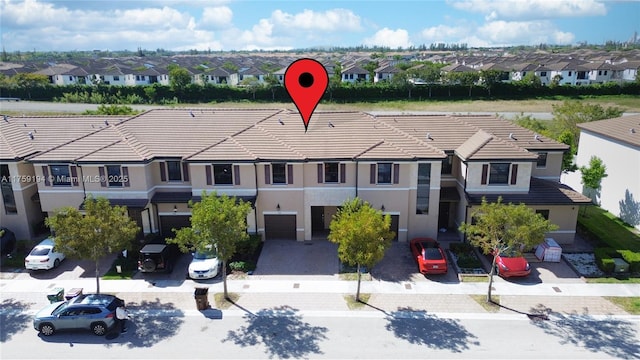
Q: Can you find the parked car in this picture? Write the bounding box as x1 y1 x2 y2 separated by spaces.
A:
494 249 531 278
410 237 448 275
33 293 124 336
188 245 220 280
137 243 179 273
0 227 16 256
25 238 65 270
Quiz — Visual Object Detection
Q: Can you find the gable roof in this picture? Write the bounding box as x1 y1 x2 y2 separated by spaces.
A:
578 114 640 148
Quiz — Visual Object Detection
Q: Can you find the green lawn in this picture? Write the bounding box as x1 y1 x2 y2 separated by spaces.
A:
578 205 640 252
605 297 640 315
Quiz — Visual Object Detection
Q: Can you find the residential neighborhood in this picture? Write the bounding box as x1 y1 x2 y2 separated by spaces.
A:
1 108 593 244
1 48 639 88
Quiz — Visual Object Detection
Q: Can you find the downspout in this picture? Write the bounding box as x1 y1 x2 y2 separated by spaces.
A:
253 162 259 235
75 162 87 200
354 159 359 197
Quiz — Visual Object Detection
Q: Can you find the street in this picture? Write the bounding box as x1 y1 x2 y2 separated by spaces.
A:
2 305 639 359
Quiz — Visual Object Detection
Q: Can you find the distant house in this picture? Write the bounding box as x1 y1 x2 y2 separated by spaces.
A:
374 63 399 83
341 65 369 83
563 115 640 231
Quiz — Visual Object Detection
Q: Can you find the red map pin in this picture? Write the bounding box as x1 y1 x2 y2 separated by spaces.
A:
284 58 328 131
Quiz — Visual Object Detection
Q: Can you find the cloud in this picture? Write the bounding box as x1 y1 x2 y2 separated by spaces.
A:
449 0 607 21
471 20 575 46
420 25 471 43
200 6 233 29
270 8 362 32
363 28 412 49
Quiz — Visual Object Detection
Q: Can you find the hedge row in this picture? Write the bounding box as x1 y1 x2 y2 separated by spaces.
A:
594 247 640 273
1 81 638 103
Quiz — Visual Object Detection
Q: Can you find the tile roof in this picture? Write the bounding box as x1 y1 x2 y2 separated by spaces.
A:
0 115 121 161
466 177 592 205
6 109 571 164
578 114 640 148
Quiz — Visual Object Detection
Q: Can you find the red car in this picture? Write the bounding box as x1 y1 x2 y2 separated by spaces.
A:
494 249 531 278
410 237 448 275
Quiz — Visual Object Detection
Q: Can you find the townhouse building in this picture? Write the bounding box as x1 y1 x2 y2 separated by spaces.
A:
1 109 590 244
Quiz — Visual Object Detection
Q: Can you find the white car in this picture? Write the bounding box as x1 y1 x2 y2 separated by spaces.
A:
188 246 220 280
25 238 66 270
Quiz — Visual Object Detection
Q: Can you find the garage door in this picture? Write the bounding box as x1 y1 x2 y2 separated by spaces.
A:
159 215 191 238
265 215 296 240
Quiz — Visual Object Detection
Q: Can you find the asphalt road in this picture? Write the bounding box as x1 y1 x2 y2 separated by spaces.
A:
2 308 639 359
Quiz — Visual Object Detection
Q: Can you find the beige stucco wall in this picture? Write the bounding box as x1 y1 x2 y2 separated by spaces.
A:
530 151 564 180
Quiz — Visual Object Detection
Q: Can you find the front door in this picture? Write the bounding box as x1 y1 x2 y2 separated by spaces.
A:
438 202 450 230
311 206 325 234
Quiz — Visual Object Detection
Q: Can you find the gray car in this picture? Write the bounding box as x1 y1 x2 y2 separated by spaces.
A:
33 294 124 336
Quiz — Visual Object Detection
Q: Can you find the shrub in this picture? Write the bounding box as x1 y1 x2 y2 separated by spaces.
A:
617 250 640 273
235 234 261 256
229 261 255 272
449 242 483 269
594 247 619 273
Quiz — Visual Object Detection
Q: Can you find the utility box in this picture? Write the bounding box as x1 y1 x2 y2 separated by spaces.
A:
613 258 630 273
535 238 562 262
194 287 210 310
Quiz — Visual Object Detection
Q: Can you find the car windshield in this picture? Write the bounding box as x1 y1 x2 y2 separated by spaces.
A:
194 248 217 260
500 249 520 258
51 302 69 316
424 248 443 260
29 246 51 256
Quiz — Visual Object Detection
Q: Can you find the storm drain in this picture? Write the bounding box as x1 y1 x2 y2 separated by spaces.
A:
552 286 562 293
404 283 412 290
293 283 300 289
243 284 250 289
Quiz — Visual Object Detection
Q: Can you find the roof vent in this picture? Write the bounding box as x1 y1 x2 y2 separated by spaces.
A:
328 122 335 128
3 115 8 122
278 118 284 125
426 133 433 140
509 133 515 140
189 111 195 118
28 131 34 140
631 128 636 134
104 120 109 126
534 134 541 141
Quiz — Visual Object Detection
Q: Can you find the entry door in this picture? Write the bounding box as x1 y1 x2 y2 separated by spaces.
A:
390 215 399 242
438 202 450 230
311 206 325 232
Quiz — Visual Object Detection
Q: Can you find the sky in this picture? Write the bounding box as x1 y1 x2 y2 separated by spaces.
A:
0 0 638 52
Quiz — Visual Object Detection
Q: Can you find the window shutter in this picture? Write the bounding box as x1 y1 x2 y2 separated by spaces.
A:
510 164 518 185
287 164 294 184
98 167 107 187
182 163 190 182
70 166 79 186
317 164 323 183
234 165 240 185
159 162 167 182
481 164 488 185
205 165 212 185
370 164 376 184
122 167 130 187
264 164 271 184
340 163 346 183
42 166 50 186
393 164 400 184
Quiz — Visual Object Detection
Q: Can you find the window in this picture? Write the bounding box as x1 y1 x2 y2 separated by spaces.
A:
324 163 339 183
106 165 122 187
536 152 548 168
272 163 287 184
536 209 550 220
166 161 182 181
416 164 431 214
488 163 510 185
213 164 233 185
50 165 71 186
540 71 547 76
568 71 572 76
377 163 392 184
1 164 16 214
441 154 453 175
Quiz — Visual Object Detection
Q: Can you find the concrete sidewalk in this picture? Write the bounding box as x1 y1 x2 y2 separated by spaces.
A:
2 276 639 318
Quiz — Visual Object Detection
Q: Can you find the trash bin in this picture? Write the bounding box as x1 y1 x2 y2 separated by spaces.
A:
47 287 64 303
65 287 83 300
194 287 209 310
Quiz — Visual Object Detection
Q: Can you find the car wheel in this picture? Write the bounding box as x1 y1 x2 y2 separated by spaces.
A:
39 323 55 336
53 259 60 268
91 322 108 336
142 258 156 272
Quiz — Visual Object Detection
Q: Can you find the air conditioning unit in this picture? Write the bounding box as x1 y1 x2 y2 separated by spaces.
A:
613 258 630 273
